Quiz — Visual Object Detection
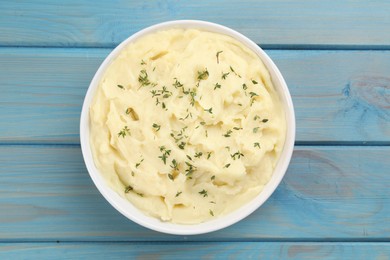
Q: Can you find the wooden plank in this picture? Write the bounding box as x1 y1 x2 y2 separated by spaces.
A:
1 1 390 47
1 48 389 143
1 242 389 259
0 145 388 241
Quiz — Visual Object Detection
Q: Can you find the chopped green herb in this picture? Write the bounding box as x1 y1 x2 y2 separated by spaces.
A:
158 146 171 165
186 155 193 161
233 127 242 130
209 209 214 216
194 152 203 158
205 130 208 137
214 83 221 90
230 66 241 77
197 68 209 81
189 89 197 106
136 192 144 197
173 78 183 89
254 115 260 121
118 126 130 138
117 84 124 89
223 129 233 137
162 102 166 109
211 175 215 180
175 191 182 197
170 159 179 170
200 121 206 125
199 189 208 197
253 127 260 133
207 152 212 159
262 119 269 123
224 163 231 168
210 201 216 204
135 158 144 168
150 90 159 97
140 60 147 65
216 51 223 64
168 174 174 181
242 83 248 90
249 92 259 98
178 142 186 150
204 107 213 114
222 72 230 80
131 171 135 177
252 79 258 84
231 151 244 160
254 142 261 149
138 69 151 87
152 123 161 131
185 161 196 176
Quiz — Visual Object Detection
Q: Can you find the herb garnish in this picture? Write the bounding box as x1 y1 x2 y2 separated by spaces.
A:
223 129 233 137
204 107 213 114
118 126 130 138
135 158 144 168
214 83 221 90
211 175 215 180
152 123 161 131
117 84 124 89
253 127 260 133
175 191 182 197
252 79 258 84
216 51 223 64
262 119 269 123
242 83 248 90
138 69 151 87
230 66 241 77
173 78 183 89
168 174 174 181
207 152 212 159
194 152 203 158
254 142 261 149
158 146 171 165
140 60 147 65
231 151 244 160
197 68 209 81
221 72 230 80
170 159 179 171
249 92 259 98
224 163 231 168
199 189 208 197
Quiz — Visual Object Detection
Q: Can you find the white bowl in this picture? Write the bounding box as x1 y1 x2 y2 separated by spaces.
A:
80 20 295 235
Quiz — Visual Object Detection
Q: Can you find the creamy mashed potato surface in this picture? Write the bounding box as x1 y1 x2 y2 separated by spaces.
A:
89 29 286 224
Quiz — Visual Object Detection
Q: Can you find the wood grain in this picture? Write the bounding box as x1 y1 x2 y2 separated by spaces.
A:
1 0 390 47
0 48 389 144
0 145 388 241
1 242 389 259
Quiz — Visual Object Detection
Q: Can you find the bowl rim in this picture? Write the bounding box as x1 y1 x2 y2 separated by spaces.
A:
80 19 295 235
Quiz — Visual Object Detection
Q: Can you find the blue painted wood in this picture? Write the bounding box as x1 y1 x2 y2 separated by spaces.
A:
0 145 388 241
0 48 389 144
1 1 390 47
1 242 389 259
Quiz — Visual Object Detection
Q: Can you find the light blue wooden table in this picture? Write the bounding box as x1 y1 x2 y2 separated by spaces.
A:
1 1 389 259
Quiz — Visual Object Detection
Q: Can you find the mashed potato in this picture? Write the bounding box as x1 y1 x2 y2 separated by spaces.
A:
89 29 286 224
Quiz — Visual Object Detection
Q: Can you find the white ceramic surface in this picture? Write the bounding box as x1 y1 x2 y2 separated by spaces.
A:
80 20 295 235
